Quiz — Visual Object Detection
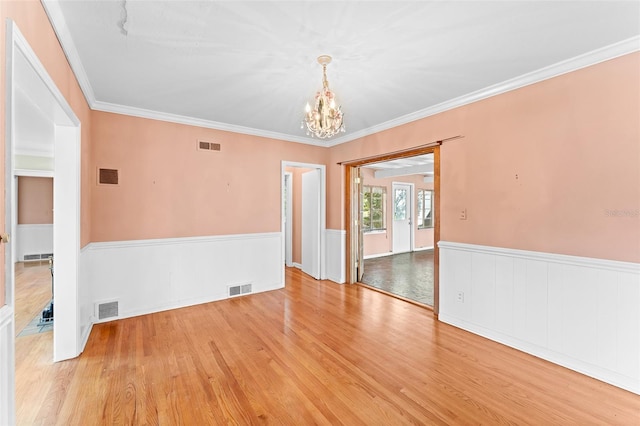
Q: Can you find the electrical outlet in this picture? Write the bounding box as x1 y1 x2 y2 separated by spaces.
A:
460 208 467 220
456 291 464 303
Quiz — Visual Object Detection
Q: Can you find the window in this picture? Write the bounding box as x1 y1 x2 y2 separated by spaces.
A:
362 185 386 232
417 189 434 229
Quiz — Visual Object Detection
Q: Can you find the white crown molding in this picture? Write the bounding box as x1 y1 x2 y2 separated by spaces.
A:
41 1 639 148
326 35 640 147
91 100 328 147
41 0 96 107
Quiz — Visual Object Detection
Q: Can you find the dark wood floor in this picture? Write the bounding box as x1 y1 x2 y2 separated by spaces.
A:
362 250 434 306
15 267 640 424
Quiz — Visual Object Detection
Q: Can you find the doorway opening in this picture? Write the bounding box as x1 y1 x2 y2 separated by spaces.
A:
343 144 441 314
358 154 435 306
281 162 326 282
13 174 55 337
2 20 83 425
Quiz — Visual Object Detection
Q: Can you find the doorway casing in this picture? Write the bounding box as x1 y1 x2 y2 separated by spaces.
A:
281 161 326 281
2 20 83 425
342 144 441 314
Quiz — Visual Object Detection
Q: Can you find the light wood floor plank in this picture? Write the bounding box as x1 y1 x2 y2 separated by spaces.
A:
15 267 640 425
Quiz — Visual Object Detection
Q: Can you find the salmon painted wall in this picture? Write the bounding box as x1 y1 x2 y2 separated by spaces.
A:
360 168 434 256
329 53 640 263
0 1 93 306
17 177 53 224
90 111 327 242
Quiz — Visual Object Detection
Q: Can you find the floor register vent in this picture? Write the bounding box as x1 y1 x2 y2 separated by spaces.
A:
228 283 252 297
96 301 119 320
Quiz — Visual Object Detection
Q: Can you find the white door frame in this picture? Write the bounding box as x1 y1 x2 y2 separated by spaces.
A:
391 182 414 254
283 172 293 267
2 20 82 424
281 161 326 281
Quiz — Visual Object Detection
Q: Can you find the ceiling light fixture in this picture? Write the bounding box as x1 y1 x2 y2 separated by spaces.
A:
302 55 345 139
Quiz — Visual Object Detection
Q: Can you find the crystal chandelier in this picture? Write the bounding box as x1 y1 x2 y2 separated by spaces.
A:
303 55 345 139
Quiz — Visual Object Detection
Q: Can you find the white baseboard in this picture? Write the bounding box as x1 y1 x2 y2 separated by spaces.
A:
364 252 394 260
439 241 640 395
440 313 640 395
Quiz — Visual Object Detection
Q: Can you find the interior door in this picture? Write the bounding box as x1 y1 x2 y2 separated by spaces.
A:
301 169 320 279
392 182 412 253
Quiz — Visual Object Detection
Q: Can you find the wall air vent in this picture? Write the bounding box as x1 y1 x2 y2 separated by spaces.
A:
228 283 252 298
98 168 119 185
96 300 119 320
198 140 221 152
23 253 53 261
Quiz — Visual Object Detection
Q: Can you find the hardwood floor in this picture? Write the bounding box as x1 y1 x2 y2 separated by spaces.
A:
15 267 640 425
362 251 434 306
14 261 53 334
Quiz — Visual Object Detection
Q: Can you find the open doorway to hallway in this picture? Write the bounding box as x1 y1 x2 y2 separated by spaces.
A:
359 153 436 307
13 176 55 338
3 21 83 425
281 162 326 282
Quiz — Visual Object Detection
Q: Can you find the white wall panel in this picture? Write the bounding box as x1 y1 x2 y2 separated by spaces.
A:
15 224 52 261
596 269 618 373
512 258 528 342
85 233 283 322
78 246 93 350
325 229 345 284
439 241 640 395
494 255 514 337
617 272 640 379
525 260 548 348
546 262 565 354
563 265 597 364
471 252 495 329
0 306 15 426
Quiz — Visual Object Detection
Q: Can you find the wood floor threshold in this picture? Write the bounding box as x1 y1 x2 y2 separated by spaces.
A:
356 281 435 312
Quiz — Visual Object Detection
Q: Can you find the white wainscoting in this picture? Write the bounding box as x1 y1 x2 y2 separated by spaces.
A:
84 232 283 323
79 246 93 350
439 241 640 395
325 229 345 284
0 305 15 426
16 224 53 261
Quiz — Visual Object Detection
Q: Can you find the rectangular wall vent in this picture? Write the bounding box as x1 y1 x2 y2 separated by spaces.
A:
228 283 252 298
198 140 221 151
96 301 119 320
23 253 53 261
98 168 119 185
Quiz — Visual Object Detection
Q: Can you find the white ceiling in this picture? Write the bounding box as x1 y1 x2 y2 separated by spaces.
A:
363 153 434 179
40 1 640 146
